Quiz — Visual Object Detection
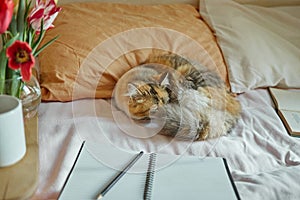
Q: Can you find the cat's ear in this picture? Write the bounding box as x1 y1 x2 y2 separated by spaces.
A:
156 72 170 88
124 83 138 97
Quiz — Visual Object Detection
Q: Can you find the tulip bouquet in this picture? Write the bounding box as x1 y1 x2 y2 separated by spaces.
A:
0 0 61 97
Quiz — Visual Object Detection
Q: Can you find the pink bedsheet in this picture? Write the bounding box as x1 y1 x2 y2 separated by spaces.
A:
32 89 300 200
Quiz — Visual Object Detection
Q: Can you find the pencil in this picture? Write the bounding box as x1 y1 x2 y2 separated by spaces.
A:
96 151 144 199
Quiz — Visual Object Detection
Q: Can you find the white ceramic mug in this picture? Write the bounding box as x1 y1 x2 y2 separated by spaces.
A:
0 95 26 167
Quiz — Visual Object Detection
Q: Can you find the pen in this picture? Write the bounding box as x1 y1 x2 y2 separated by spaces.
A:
97 151 144 199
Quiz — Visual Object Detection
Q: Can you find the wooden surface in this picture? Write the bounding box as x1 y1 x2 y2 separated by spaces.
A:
0 115 39 200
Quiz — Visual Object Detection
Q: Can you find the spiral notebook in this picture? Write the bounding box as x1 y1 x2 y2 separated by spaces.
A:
58 142 240 200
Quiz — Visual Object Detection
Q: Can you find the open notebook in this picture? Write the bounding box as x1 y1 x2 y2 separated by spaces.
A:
58 141 240 200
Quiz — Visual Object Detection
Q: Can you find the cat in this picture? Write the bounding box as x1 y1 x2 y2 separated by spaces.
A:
113 54 241 141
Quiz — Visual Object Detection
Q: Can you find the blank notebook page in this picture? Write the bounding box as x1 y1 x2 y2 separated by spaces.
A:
58 142 239 200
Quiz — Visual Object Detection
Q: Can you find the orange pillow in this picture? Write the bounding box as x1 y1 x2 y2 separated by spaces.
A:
39 2 228 102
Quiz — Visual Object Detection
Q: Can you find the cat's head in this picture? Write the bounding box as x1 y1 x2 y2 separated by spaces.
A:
126 73 171 120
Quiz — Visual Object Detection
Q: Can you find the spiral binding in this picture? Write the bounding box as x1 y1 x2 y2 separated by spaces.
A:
143 153 157 200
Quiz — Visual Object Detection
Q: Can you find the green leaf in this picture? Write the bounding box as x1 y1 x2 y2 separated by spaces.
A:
16 0 26 40
32 20 45 54
34 35 59 57
0 49 7 80
25 0 32 17
28 30 33 47
3 34 19 48
8 16 17 35
0 42 8 93
0 33 20 94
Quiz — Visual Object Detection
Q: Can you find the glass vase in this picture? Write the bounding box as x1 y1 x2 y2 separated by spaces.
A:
20 76 41 118
0 76 41 119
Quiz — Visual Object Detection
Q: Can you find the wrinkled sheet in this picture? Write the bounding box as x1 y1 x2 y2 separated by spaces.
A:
32 89 300 200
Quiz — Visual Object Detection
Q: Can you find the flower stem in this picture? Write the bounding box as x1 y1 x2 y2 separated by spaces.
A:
0 49 7 94
5 68 23 98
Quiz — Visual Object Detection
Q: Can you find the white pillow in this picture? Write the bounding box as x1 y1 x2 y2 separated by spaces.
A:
200 0 300 93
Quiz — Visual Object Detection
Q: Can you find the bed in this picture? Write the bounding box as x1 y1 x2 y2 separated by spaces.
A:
31 0 300 199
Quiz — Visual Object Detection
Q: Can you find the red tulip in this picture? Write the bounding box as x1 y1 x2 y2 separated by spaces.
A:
6 40 35 81
28 0 61 31
0 0 14 34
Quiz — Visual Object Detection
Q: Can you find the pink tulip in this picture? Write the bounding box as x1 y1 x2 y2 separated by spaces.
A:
0 0 14 34
28 0 61 31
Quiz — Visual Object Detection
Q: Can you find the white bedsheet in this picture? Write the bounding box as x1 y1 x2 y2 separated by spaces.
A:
32 89 300 200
